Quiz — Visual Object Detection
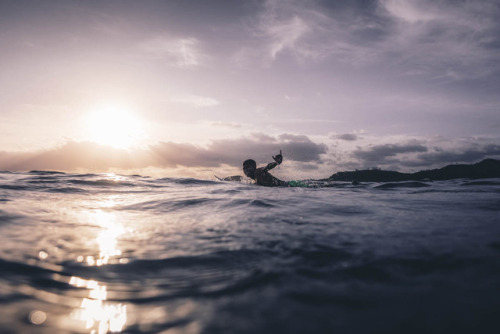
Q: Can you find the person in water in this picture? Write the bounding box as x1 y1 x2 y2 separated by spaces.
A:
243 150 287 187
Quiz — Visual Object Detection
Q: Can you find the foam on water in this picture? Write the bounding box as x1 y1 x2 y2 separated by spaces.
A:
0 172 499 333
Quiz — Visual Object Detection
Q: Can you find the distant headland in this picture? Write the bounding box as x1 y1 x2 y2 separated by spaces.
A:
328 159 500 182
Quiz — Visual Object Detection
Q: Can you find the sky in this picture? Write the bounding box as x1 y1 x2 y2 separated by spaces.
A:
1 0 499 179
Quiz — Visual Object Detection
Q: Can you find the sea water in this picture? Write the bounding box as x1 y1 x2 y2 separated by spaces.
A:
0 171 499 334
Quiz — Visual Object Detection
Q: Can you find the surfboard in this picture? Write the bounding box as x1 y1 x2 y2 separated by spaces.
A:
214 175 243 182
287 180 309 187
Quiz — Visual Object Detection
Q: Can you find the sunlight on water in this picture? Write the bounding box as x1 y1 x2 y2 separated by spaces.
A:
96 224 123 266
2 171 499 333
82 209 124 266
66 196 128 332
69 276 127 334
98 194 121 208
102 173 127 182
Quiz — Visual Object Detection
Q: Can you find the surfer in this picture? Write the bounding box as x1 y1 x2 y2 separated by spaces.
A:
243 150 287 187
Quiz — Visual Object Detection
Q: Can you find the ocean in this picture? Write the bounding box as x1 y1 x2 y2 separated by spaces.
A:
1 171 499 334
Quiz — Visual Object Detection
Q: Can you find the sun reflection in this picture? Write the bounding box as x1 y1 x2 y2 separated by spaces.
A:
69 276 127 334
96 223 123 266
69 199 129 332
98 194 121 208
84 209 125 266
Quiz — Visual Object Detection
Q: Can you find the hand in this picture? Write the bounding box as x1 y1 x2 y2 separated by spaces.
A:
272 150 283 164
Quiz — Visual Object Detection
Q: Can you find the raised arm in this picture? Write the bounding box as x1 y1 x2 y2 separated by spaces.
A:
264 150 283 171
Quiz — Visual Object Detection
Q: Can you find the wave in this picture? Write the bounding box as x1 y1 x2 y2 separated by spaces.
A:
217 198 278 209
461 180 500 186
0 210 24 224
0 257 63 276
44 187 87 194
120 197 221 212
1 170 500 334
374 181 431 189
66 179 137 187
116 249 264 273
121 196 285 212
28 170 66 175
171 178 220 186
56 249 279 303
22 176 63 184
70 173 100 178
0 184 33 191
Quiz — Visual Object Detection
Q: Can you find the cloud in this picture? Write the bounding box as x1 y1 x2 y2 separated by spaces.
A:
211 122 242 129
349 137 500 170
140 36 202 68
353 142 428 165
336 133 358 141
169 94 219 108
250 133 277 143
409 143 500 167
151 133 327 168
251 0 500 81
0 134 327 172
381 0 443 23
265 15 311 59
254 0 336 62
299 163 320 171
0 141 153 171
1 135 499 177
377 0 500 79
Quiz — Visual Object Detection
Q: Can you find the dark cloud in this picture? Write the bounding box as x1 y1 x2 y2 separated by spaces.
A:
276 134 328 162
204 133 327 166
350 140 500 170
337 133 358 141
275 0 500 90
409 144 500 167
150 134 327 168
353 143 428 165
319 0 394 42
0 134 327 172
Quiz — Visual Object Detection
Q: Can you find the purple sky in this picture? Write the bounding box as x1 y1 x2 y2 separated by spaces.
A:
1 0 499 178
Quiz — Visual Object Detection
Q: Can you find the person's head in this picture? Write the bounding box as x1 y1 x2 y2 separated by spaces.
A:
243 159 257 179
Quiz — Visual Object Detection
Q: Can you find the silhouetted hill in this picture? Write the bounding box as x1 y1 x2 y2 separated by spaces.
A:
328 159 500 182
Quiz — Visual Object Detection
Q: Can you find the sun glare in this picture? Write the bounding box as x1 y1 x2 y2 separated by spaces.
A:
86 104 143 149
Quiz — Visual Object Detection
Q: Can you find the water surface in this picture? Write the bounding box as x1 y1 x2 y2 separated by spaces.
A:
1 171 499 333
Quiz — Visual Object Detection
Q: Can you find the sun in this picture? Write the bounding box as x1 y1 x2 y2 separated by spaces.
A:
85 104 144 149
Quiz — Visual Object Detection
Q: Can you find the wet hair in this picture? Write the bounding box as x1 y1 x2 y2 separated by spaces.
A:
243 159 256 169
243 159 257 179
